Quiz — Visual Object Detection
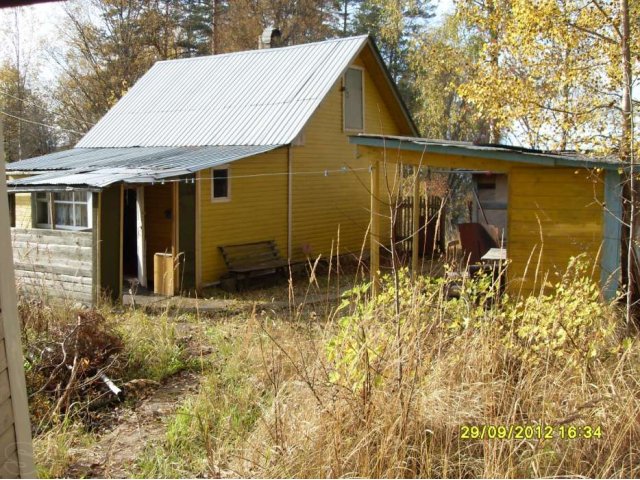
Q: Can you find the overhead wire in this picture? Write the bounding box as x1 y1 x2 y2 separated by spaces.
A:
0 87 96 128
0 109 85 135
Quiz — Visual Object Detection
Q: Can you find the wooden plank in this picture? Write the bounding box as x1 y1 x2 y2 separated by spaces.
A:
12 245 92 263
0 114 36 479
601 170 622 300
0 449 20 479
13 270 93 285
14 263 92 277
0 370 10 405
0 423 17 469
11 232 93 248
17 280 93 295
0 342 7 373
0 399 14 442
411 168 420 278
119 184 124 301
10 227 92 238
370 160 380 295
195 171 202 290
16 287 94 304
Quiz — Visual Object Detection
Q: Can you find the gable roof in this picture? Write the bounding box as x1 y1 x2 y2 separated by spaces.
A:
76 35 416 149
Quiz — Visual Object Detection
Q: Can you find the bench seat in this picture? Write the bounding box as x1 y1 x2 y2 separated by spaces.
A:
219 240 287 289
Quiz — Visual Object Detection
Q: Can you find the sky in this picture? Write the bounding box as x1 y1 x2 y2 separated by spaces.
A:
0 0 455 88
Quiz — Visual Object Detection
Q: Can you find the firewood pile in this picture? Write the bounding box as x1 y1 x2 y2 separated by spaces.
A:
23 307 127 424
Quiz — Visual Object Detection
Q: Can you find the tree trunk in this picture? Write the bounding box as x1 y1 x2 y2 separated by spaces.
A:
212 0 222 55
620 0 636 324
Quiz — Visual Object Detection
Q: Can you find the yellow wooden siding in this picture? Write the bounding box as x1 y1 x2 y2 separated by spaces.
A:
14 194 31 228
289 53 406 262
199 148 288 283
507 167 604 294
144 183 173 283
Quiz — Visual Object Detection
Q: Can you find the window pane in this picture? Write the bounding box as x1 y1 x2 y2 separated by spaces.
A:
74 191 88 202
213 169 229 198
36 192 47 201
54 191 73 202
344 68 363 130
55 203 73 226
36 201 49 225
75 203 88 227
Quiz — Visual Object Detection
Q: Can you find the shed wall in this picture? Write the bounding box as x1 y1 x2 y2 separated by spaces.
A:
506 167 604 293
11 228 94 304
13 194 31 228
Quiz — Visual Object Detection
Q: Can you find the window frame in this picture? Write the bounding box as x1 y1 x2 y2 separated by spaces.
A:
343 65 365 133
210 167 231 203
34 192 51 228
33 191 93 230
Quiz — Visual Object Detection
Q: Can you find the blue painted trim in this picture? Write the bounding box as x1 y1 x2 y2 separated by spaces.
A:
601 170 622 300
349 136 620 171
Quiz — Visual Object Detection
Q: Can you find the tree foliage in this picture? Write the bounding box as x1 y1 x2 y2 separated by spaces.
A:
455 0 639 151
0 65 57 162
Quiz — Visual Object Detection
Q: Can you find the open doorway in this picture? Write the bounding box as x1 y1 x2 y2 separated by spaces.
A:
123 189 138 280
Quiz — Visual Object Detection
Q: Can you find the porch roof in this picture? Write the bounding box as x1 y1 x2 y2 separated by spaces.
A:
349 134 621 171
7 145 281 191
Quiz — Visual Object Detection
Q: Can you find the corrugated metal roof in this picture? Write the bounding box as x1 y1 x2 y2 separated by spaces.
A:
6 145 280 172
349 134 621 170
7 145 281 189
77 36 370 148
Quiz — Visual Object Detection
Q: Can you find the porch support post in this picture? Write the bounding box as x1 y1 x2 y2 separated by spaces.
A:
411 166 420 279
370 160 380 296
601 170 622 300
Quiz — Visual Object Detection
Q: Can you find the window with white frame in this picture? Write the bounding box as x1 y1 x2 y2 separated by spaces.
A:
344 67 364 131
34 191 92 229
211 168 230 201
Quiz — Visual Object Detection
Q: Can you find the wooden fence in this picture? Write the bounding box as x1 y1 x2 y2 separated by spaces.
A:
11 228 95 305
393 196 445 259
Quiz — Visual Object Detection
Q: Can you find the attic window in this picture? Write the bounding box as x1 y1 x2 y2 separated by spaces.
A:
211 167 230 201
344 67 364 131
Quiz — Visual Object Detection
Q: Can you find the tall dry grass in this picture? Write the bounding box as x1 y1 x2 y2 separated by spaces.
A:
227 257 640 478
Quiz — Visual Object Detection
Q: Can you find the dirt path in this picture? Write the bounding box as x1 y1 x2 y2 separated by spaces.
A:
67 369 201 478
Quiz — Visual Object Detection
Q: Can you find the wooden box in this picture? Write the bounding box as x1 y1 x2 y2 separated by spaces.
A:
153 253 174 296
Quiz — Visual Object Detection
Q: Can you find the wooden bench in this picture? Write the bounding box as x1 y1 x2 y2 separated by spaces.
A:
218 240 288 289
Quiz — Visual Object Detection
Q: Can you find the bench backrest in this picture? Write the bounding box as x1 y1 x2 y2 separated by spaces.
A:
219 240 282 269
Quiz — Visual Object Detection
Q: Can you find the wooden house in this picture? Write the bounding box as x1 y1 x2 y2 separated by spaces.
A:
7 35 416 303
5 35 622 303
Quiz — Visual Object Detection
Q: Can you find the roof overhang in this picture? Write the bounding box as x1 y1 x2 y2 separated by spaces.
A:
6 145 283 191
349 134 621 171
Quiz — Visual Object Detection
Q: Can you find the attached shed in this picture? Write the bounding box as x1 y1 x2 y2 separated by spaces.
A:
351 135 622 299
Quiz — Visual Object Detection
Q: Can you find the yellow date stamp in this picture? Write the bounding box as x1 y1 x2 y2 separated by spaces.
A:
460 424 602 440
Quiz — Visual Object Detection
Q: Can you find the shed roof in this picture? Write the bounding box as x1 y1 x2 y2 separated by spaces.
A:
76 35 416 148
7 145 280 190
349 134 621 171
